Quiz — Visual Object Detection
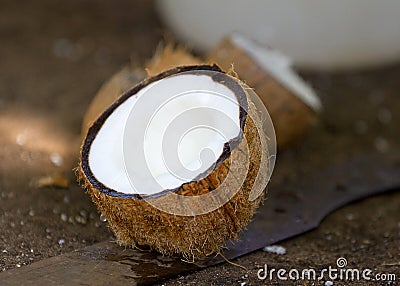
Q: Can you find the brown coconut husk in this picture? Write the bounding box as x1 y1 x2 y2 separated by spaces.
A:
207 37 319 149
77 65 268 260
146 43 202 76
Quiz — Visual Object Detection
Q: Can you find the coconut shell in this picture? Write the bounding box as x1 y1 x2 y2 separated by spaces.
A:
77 65 269 260
82 44 201 136
207 37 319 149
82 67 145 135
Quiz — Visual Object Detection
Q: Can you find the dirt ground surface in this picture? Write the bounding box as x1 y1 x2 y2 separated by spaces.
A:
0 1 399 285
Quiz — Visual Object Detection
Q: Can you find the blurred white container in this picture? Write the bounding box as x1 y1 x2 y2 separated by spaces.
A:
157 0 400 71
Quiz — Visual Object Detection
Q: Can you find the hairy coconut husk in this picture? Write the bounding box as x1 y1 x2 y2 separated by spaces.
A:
207 36 320 149
146 43 202 76
77 65 269 260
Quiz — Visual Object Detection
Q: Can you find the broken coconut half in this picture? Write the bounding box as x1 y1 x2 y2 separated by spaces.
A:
78 65 276 260
207 33 322 149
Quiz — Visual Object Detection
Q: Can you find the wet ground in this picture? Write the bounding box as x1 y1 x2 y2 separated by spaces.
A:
0 1 399 285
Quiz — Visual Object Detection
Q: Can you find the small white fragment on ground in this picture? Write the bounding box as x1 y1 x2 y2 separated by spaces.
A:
325 281 334 286
75 215 87 225
60 213 67 222
100 213 107 222
50 153 63 167
58 238 65 246
262 245 286 255
16 133 27 146
16 264 21 268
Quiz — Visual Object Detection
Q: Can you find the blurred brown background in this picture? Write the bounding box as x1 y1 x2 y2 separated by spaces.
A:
0 1 399 285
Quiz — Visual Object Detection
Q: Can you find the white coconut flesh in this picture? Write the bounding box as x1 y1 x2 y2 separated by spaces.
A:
231 33 322 112
88 73 243 195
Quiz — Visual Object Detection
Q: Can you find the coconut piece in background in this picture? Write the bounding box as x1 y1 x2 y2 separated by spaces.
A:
34 172 69 189
207 33 322 148
77 65 275 260
146 43 202 76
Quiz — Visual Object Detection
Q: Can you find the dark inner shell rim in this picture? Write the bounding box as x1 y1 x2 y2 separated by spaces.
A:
81 65 248 199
